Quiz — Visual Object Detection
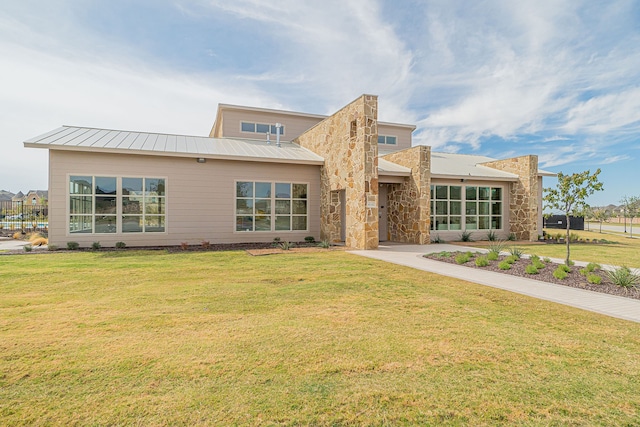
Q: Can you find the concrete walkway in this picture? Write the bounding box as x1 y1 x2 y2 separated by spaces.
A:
350 243 640 324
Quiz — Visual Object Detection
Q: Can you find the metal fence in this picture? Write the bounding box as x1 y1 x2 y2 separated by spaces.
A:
0 201 48 232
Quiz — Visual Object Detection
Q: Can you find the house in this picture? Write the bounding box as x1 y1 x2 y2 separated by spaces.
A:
24 94 554 249
0 190 15 202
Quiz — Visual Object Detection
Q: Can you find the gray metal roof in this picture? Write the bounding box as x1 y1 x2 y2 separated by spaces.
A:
430 152 555 180
24 126 325 165
378 158 411 176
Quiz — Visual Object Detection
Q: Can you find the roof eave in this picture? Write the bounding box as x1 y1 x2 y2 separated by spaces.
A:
24 143 325 166
430 173 520 182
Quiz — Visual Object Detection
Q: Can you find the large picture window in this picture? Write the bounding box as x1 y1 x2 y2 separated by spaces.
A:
236 181 308 232
69 176 166 234
430 184 503 231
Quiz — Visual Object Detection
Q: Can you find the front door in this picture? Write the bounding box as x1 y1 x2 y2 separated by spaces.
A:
378 184 388 241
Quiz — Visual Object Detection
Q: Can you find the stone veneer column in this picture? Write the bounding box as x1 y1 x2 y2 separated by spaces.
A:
293 95 379 250
480 155 539 241
381 146 431 244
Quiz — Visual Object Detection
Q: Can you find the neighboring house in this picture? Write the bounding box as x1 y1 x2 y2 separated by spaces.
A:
24 94 554 249
0 190 15 202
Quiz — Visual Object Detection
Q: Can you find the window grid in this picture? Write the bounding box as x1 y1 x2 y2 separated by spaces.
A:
236 181 308 232
69 176 166 234
377 135 397 145
240 121 285 136
430 185 503 232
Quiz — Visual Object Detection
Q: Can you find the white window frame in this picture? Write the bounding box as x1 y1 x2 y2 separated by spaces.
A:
67 175 168 236
240 121 285 136
378 135 397 145
430 184 504 232
234 180 308 233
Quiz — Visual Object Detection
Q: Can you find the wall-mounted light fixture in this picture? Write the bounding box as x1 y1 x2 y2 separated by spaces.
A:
197 158 206 163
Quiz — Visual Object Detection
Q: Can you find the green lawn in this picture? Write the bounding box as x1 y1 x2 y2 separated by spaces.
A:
1 250 640 425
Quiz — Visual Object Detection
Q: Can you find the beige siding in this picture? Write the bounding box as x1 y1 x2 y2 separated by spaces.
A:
49 150 320 248
217 110 323 141
377 124 413 151
214 108 414 151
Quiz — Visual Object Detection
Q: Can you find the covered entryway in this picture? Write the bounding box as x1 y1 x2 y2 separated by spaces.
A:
378 184 389 241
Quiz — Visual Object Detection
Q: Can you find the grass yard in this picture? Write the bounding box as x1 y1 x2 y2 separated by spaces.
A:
1 250 640 425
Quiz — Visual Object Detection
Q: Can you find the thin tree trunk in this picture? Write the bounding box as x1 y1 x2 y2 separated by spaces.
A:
565 213 571 266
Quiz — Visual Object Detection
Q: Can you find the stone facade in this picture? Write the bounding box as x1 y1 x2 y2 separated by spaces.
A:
481 155 539 241
294 95 379 249
381 146 431 244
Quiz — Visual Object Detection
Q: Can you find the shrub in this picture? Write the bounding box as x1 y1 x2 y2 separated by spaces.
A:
558 264 571 273
304 236 315 243
532 259 546 270
569 232 580 242
318 240 331 249
12 231 22 240
488 240 506 255
475 256 489 267
460 231 473 242
67 241 79 250
487 251 499 261
279 241 294 250
543 257 551 263
47 244 58 251
553 267 568 280
23 245 32 252
507 232 517 241
115 241 126 249
508 246 524 258
530 254 540 262
435 251 451 258
455 253 471 264
431 234 444 244
486 230 497 241
587 274 602 285
606 266 639 288
272 237 281 244
180 242 189 250
525 264 539 274
201 240 211 249
505 255 519 264
498 261 512 270
91 241 101 250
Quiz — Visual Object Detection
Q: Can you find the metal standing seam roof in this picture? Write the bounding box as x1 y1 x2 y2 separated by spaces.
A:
429 152 555 180
24 126 326 165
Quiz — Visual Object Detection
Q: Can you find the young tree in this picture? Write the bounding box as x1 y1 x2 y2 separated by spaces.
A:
621 196 640 238
592 208 611 233
544 169 604 265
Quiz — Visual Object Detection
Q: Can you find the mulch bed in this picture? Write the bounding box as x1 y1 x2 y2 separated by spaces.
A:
424 251 640 301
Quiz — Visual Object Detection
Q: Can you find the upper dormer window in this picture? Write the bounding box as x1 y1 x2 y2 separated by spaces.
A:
241 122 285 136
378 135 397 145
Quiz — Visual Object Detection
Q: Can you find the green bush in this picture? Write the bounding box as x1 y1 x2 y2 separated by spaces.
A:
498 261 512 270
558 264 571 273
318 240 331 249
532 260 546 270
304 236 315 243
508 246 524 258
530 254 540 262
435 251 451 258
587 274 602 285
475 256 489 267
504 255 518 265
486 230 497 241
525 264 539 274
606 266 639 288
553 267 568 280
47 244 58 251
91 241 101 250
543 257 551 263
460 231 473 242
487 251 499 261
115 241 127 249
508 232 517 241
67 241 79 250
23 245 32 252
279 241 294 250
455 253 471 264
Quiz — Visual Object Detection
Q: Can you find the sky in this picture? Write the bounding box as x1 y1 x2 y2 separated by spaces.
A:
1 0 639 206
